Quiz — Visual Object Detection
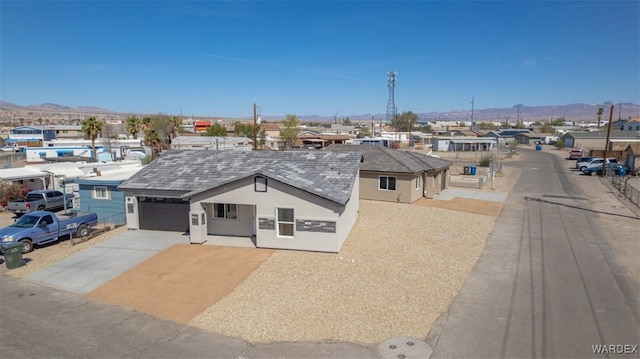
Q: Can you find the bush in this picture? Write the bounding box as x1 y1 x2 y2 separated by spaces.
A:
0 182 28 208
554 140 566 149
479 154 493 167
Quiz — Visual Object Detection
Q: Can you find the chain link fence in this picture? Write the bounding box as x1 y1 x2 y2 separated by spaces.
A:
610 176 640 208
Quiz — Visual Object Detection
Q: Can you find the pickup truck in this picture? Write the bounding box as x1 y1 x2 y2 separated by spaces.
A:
0 210 98 253
7 190 76 216
569 149 583 160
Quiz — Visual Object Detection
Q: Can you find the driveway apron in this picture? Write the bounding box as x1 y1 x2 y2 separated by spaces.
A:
27 230 189 293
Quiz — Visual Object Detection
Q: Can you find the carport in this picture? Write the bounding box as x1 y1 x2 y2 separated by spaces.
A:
0 167 48 190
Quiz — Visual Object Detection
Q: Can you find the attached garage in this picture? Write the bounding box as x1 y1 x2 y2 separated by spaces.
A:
138 197 190 232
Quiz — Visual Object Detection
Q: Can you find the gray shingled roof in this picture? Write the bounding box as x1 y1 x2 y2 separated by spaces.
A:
325 144 451 173
118 150 362 205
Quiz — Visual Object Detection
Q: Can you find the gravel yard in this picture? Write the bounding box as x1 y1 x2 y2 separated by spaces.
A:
190 199 498 344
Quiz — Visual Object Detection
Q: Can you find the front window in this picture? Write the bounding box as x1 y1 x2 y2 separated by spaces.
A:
277 208 294 237
379 176 397 191
93 186 109 199
415 175 422 189
213 203 237 219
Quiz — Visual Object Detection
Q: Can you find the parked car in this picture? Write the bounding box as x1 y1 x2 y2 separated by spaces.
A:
0 210 98 253
582 163 628 176
569 149 583 160
7 190 75 216
575 157 594 169
579 158 618 172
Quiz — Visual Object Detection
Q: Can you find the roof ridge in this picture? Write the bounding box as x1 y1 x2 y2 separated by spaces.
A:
379 147 420 173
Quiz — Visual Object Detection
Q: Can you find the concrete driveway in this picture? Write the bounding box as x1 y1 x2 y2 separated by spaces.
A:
27 230 190 293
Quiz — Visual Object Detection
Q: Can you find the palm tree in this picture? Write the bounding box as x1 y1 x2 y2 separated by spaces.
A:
171 116 182 140
597 107 604 128
141 117 152 134
126 116 141 139
145 129 162 157
82 116 104 162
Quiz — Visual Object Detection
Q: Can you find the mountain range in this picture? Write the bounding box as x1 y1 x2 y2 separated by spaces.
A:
1 100 639 122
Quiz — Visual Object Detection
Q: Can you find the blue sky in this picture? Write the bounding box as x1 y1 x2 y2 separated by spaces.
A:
2 1 638 119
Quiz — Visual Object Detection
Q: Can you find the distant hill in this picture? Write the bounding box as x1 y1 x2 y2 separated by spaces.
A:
1 100 638 122
335 102 640 123
1 101 114 114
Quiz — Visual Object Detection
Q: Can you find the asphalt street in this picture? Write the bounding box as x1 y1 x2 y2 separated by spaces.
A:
428 148 640 358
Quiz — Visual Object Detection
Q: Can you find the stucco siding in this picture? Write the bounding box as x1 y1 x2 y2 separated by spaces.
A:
359 172 419 204
190 176 356 252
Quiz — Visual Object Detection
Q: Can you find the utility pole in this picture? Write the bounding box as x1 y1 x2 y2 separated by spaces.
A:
516 105 521 129
470 97 475 130
253 102 257 150
602 105 614 177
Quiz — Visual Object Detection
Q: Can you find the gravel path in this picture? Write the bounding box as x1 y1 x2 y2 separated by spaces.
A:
190 200 498 344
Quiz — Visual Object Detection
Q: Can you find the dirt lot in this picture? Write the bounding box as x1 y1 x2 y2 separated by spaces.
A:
87 245 274 324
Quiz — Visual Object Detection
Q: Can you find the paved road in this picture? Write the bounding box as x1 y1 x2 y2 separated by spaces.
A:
428 148 640 358
0 274 378 358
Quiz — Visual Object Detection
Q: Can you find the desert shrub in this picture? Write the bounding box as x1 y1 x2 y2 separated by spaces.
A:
479 154 493 167
554 140 566 149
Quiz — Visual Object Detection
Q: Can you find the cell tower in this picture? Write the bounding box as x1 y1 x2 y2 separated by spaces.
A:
386 71 398 123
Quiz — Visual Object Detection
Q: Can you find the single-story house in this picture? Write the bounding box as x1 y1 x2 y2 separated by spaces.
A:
561 130 640 150
325 144 451 202
118 150 362 253
621 119 640 132
295 131 354 149
624 143 640 171
73 166 143 225
432 136 497 152
514 132 555 145
484 129 532 144
24 146 107 164
170 135 253 151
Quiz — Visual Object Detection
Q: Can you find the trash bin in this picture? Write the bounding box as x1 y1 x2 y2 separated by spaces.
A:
470 166 477 175
618 167 627 176
463 166 470 175
535 145 542 151
2 242 23 270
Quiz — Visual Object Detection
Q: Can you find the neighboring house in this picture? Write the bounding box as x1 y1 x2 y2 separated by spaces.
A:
6 125 85 147
325 144 451 202
296 131 354 149
259 122 281 139
484 129 531 144
24 146 107 164
622 119 640 132
432 136 497 152
73 167 143 225
624 143 640 171
0 160 142 193
118 150 362 253
560 130 640 149
170 135 253 151
44 138 144 161
514 132 556 145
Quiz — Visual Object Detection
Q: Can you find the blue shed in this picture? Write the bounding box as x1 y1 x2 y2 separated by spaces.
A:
73 168 141 225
